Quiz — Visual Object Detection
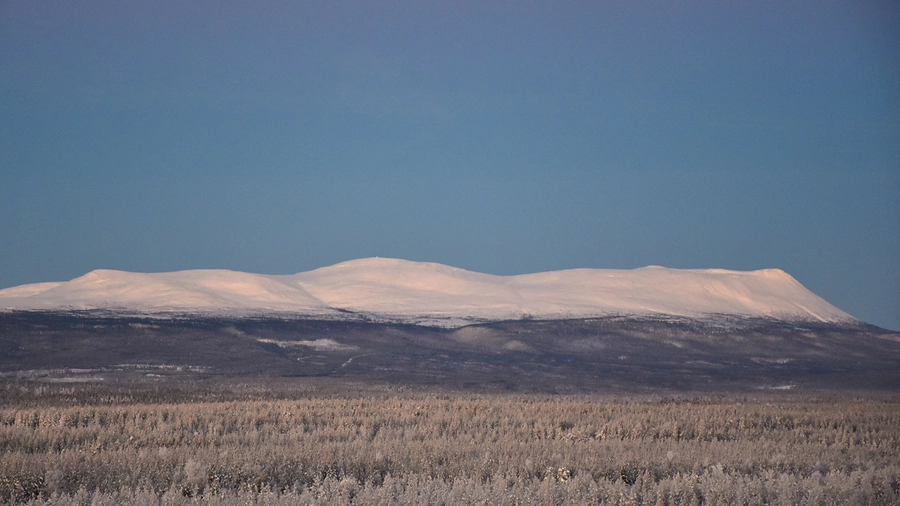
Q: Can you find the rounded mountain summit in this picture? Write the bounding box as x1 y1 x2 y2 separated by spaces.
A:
0 258 855 327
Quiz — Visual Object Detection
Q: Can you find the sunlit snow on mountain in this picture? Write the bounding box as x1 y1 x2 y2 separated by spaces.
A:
0 258 854 327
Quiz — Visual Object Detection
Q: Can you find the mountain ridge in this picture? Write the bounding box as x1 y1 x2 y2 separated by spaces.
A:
0 258 855 327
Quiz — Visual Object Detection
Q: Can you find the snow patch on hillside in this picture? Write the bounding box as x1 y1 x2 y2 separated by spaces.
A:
257 338 358 351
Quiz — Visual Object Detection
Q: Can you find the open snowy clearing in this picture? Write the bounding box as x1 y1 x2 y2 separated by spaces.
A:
256 338 359 352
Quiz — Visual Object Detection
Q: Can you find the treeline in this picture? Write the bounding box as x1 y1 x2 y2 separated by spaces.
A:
2 394 899 505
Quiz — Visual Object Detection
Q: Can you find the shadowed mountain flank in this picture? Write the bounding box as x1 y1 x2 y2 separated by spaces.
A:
2 312 897 392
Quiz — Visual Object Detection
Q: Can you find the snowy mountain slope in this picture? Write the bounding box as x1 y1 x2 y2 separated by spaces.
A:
0 258 855 326
0 269 330 314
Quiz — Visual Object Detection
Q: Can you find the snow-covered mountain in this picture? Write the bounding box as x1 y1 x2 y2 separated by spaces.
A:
0 258 855 327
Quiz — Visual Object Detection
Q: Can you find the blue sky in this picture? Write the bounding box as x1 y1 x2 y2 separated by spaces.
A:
1 1 898 330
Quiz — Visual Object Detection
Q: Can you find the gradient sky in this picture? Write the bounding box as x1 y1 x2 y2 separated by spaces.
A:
1 1 898 330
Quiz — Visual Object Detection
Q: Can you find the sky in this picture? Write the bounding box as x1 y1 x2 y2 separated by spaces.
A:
1 1 898 330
